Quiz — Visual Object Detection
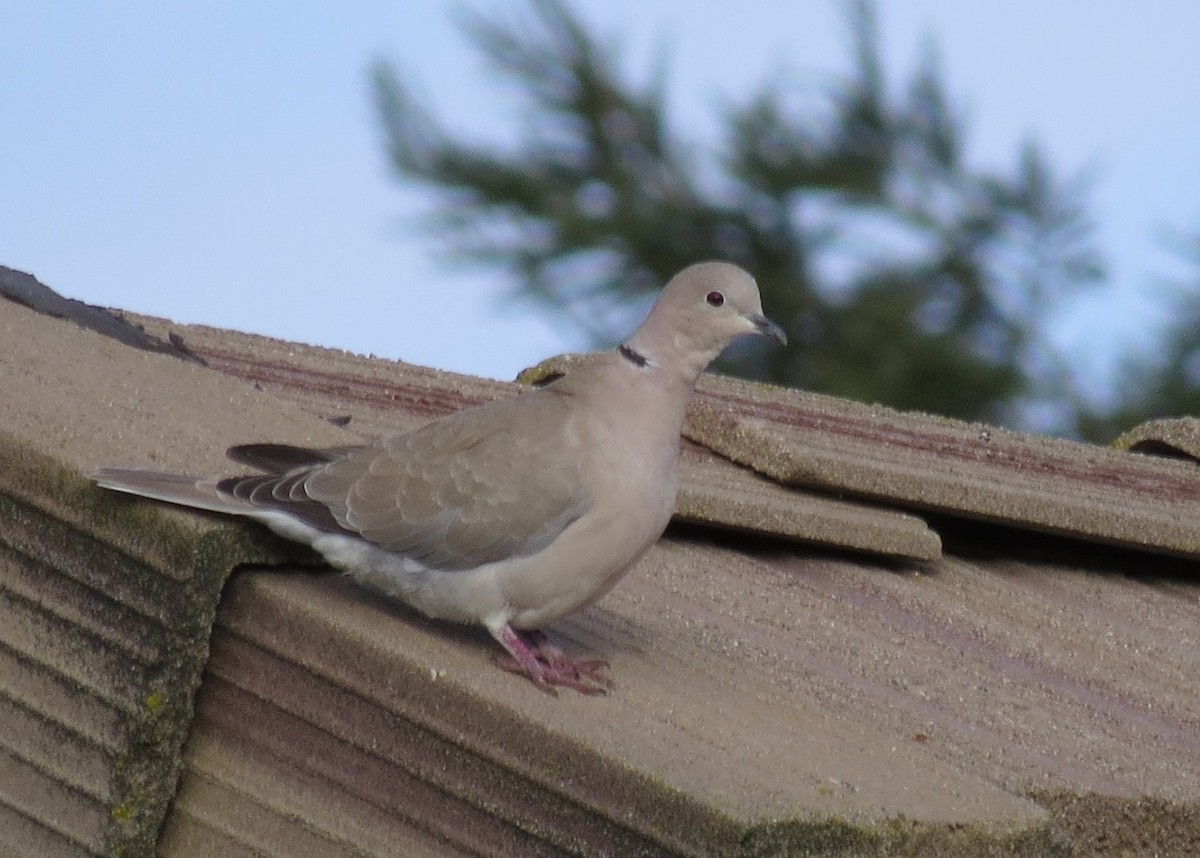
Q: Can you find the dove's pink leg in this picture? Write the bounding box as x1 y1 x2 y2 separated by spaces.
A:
492 626 612 696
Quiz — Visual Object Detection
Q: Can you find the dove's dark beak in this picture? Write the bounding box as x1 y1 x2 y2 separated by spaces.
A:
748 313 788 347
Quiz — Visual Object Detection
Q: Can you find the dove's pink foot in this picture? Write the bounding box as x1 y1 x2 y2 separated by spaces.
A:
492 626 612 696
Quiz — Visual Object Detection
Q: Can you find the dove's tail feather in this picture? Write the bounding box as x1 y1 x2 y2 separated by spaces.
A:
91 467 256 518
93 466 354 541
226 443 350 474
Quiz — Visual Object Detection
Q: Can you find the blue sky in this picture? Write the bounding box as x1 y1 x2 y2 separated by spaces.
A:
4 2 1199 405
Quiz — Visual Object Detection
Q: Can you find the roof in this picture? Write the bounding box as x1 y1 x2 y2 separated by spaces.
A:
5 268 1200 857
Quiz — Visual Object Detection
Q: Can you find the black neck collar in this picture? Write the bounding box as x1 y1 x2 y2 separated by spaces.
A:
618 343 650 368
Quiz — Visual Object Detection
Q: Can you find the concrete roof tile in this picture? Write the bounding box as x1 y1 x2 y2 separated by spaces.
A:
175 711 481 857
178 570 1059 854
1114 416 1200 461
0 437 272 855
0 802 97 858
687 375 1200 558
677 442 941 560
0 746 110 852
0 301 345 855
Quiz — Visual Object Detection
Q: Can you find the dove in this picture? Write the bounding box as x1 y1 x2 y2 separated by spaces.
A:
94 261 786 694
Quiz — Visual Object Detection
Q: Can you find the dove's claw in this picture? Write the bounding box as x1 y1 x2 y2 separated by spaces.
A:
493 626 612 695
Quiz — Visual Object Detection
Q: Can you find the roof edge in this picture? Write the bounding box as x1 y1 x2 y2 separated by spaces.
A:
0 430 296 855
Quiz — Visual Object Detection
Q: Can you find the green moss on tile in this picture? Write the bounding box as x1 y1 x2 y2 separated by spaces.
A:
0 431 303 858
740 817 883 857
737 814 1069 857
1032 790 1200 858
144 688 167 715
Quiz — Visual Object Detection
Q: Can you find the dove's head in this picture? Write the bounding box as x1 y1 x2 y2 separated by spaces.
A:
625 261 787 380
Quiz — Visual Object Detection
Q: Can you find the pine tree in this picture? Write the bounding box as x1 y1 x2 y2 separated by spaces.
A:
373 0 1103 429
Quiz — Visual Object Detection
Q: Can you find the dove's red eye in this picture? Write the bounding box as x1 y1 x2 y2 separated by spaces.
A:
705 291 725 307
